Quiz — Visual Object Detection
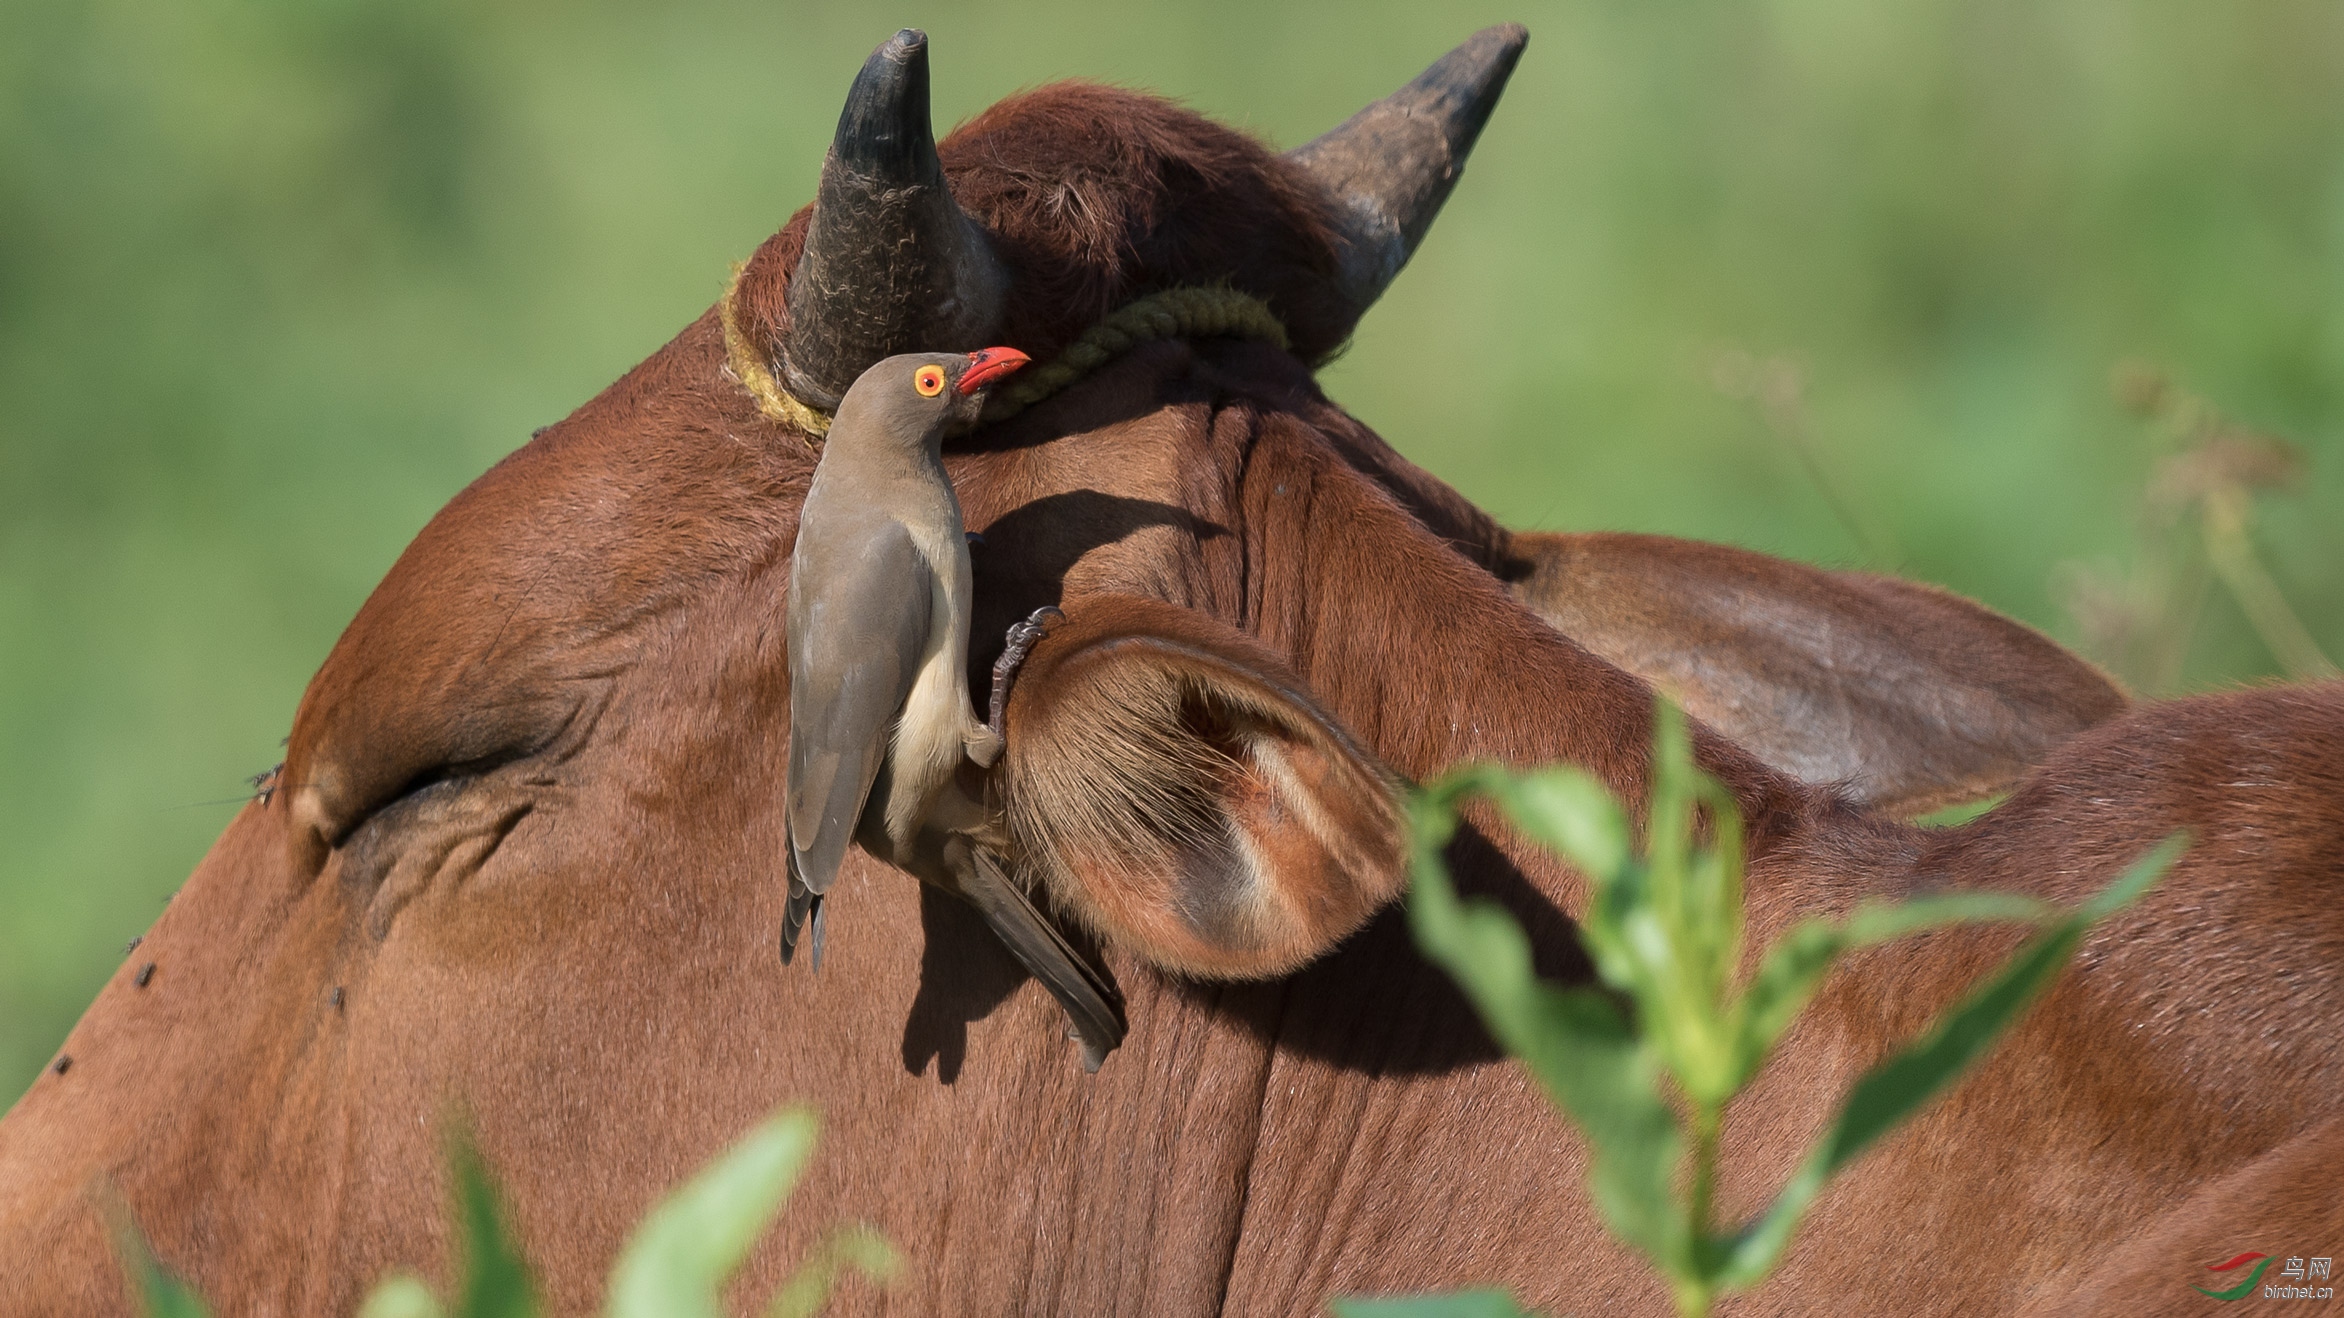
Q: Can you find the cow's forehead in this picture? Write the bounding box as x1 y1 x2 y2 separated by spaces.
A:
934 81 1354 364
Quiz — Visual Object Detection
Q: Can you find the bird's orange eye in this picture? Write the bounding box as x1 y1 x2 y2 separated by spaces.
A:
913 365 946 397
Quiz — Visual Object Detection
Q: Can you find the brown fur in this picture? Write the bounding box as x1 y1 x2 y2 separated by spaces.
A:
736 83 1359 414
3 72 2329 1318
1001 594 1404 979
1510 530 2130 815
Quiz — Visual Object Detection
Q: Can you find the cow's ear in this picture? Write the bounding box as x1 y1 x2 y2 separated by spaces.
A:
998 595 1405 980
1508 531 2128 817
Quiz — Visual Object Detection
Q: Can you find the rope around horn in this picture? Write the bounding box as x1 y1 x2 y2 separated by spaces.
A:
978 285 1289 423
721 262 838 442
719 267 1289 447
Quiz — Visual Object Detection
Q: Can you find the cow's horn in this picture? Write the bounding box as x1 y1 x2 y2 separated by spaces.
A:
1285 24 1528 314
780 29 1008 411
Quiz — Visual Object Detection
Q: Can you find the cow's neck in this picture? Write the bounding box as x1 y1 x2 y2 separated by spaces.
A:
961 339 1817 914
1246 400 1808 833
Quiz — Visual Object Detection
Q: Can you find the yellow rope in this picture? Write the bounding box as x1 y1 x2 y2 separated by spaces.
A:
721 262 831 443
719 274 1289 445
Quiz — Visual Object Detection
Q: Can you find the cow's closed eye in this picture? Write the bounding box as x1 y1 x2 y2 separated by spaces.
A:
287 685 586 858
999 594 1404 979
335 772 541 939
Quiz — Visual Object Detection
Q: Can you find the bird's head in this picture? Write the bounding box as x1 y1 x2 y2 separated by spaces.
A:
832 346 1031 445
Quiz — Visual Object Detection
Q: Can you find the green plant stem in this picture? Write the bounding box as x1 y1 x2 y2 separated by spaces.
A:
2201 488 2339 680
1677 1102 1723 1318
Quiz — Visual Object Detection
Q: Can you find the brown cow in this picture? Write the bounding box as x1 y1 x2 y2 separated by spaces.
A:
5 25 2336 1318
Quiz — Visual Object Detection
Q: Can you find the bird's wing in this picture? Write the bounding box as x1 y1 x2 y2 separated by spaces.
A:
785 517 933 903
956 843 1128 1072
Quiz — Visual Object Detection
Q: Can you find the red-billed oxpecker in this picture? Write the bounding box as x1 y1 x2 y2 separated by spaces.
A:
783 347 1125 1069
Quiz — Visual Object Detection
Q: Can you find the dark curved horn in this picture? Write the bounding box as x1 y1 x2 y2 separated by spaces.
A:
1285 24 1528 314
780 29 1008 410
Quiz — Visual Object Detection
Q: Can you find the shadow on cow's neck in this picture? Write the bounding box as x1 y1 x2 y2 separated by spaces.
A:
900 886 1036 1083
967 489 1229 663
895 806 1585 1083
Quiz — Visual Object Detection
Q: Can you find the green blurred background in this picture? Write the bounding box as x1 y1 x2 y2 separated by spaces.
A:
4 0 2341 1100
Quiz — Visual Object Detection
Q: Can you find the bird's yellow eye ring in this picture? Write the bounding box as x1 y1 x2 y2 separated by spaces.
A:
913 365 947 397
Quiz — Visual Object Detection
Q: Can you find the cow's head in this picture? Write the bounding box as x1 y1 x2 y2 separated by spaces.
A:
0 27 2120 1313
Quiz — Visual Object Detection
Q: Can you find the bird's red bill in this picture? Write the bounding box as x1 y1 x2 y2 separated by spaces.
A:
959 346 1030 394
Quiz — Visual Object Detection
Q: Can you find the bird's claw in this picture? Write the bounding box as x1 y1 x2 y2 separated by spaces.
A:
966 725 1006 769
988 605 1066 736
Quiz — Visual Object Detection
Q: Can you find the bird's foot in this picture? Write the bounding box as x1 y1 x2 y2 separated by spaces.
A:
965 724 1006 770
988 605 1065 737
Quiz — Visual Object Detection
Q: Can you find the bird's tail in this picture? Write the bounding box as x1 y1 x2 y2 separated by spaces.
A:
958 844 1127 1071
780 845 826 972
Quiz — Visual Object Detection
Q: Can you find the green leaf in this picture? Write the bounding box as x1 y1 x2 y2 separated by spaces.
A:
1330 1290 1534 1318
1549 701 1750 1108
120 1227 212 1318
1464 766 1645 998
606 1108 822 1318
1527 987 1685 1265
1910 796 2006 829
1732 892 2053 1090
1647 701 1696 889
1409 836 1685 1266
1718 836 2182 1288
356 1274 448 1318
1497 767 1632 884
2079 834 2187 922
1732 917 1843 1078
1836 892 2054 945
766 1223 902 1318
1678 810 1744 992
450 1136 541 1318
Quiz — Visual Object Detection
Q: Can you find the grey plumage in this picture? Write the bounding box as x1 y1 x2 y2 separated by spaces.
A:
781 346 1126 1068
784 349 1005 961
782 516 935 968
